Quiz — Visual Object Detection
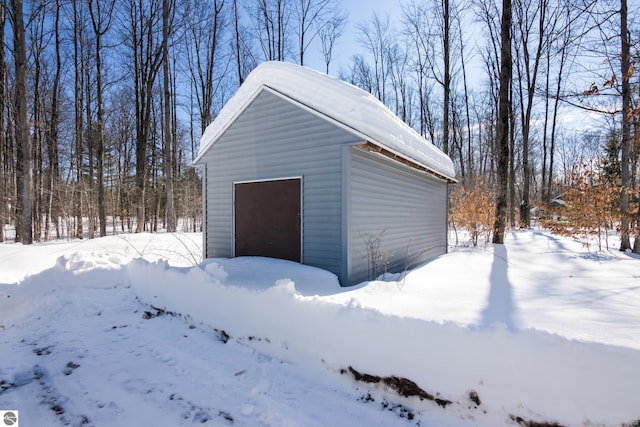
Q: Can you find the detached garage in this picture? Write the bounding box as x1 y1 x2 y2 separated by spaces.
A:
194 61 456 286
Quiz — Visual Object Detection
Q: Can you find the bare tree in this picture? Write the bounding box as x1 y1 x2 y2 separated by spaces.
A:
442 0 451 157
88 0 115 237
184 0 228 134
401 0 461 155
45 0 62 240
542 0 575 205
72 0 85 239
558 0 638 251
232 0 256 85
232 0 243 84
250 0 291 61
318 9 346 73
27 0 53 241
402 1 438 142
388 42 412 124
340 53 374 93
513 0 549 227
492 0 512 244
293 0 332 66
123 0 164 233
619 0 632 251
474 0 503 186
0 2 6 242
456 10 474 180
356 13 393 105
109 87 137 232
162 0 175 232
0 0 212 240
9 0 33 244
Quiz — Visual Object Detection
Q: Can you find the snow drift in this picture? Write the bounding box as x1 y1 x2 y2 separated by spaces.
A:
127 256 640 426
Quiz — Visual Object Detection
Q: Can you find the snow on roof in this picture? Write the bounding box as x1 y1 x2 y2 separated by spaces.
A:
195 61 456 181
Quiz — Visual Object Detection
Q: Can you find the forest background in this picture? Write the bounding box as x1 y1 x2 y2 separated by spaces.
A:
0 0 638 252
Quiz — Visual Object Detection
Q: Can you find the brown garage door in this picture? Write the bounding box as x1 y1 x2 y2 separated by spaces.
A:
234 178 301 262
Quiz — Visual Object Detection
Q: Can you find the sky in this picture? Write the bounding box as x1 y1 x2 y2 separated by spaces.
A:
308 0 406 75
306 0 489 95
304 0 610 134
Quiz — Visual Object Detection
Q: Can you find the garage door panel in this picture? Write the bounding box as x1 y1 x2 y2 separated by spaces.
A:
234 179 301 262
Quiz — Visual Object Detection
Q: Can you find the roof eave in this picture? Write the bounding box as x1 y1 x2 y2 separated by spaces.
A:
354 141 457 183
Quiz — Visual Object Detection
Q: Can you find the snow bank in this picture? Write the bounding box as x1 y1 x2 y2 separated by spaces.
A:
128 257 640 426
0 232 202 284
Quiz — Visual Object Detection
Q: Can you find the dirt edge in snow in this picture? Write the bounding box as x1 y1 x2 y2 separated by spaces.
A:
342 366 453 409
509 414 564 427
137 304 640 427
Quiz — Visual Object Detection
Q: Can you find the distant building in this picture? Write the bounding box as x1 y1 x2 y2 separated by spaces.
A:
194 62 456 286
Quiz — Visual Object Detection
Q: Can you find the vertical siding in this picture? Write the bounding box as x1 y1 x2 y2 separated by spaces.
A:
347 147 448 285
200 89 359 282
202 164 208 258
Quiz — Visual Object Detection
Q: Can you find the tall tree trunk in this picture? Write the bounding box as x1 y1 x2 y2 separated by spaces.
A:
85 55 94 239
508 83 516 228
634 115 640 254
442 0 450 156
542 46 550 205
0 4 5 242
619 0 632 251
47 0 62 239
163 0 175 232
31 9 45 242
458 16 473 181
515 0 547 228
633 203 640 254
134 130 147 233
548 39 567 205
89 0 114 237
128 0 164 234
233 0 244 85
493 0 512 244
10 0 33 244
73 0 84 239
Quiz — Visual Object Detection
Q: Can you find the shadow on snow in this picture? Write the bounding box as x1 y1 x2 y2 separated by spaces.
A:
480 244 520 332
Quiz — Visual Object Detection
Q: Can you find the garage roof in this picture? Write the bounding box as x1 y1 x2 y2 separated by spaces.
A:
195 61 456 182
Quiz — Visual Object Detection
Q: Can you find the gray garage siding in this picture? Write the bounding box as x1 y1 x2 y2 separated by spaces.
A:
347 147 448 285
201 89 361 281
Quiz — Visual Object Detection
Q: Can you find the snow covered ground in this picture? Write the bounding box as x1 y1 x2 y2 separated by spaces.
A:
1 230 639 426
